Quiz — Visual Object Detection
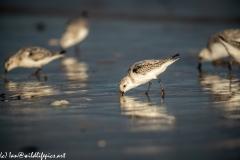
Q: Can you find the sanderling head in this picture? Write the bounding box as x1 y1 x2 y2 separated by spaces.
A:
118 76 134 95
2 56 16 78
4 56 18 73
198 48 212 63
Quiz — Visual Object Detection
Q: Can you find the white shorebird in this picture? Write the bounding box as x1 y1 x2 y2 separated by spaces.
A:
2 46 65 80
198 29 240 71
60 11 89 53
219 35 240 71
119 54 179 97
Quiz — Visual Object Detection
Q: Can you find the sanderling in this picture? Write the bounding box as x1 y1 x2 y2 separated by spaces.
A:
2 46 65 80
60 11 89 53
219 35 240 71
118 54 179 97
198 29 240 72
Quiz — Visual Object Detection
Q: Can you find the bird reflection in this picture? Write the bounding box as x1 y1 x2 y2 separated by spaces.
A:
61 57 89 94
61 57 88 81
119 96 175 131
5 81 60 99
199 73 240 119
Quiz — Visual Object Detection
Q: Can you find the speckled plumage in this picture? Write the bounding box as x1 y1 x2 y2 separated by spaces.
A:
219 36 240 65
16 47 61 61
3 46 65 79
119 54 179 95
131 59 173 75
198 29 240 71
207 29 240 51
225 39 240 49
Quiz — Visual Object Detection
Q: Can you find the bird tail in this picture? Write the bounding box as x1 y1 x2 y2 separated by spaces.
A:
52 50 66 57
59 50 66 54
171 53 180 59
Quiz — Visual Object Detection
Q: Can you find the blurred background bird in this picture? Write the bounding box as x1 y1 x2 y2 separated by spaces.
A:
197 29 240 72
3 46 65 81
219 34 240 73
60 11 89 55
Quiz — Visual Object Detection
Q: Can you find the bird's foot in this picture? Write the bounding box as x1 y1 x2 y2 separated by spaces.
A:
3 77 9 84
29 72 40 81
197 63 202 73
118 91 124 96
29 69 41 81
160 89 165 99
44 76 48 81
229 72 234 79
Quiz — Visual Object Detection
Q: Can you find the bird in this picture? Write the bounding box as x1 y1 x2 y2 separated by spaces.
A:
198 29 240 72
2 46 65 80
60 11 89 54
118 54 179 97
219 35 240 72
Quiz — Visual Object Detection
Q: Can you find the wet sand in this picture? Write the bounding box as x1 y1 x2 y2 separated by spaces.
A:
1 1 240 160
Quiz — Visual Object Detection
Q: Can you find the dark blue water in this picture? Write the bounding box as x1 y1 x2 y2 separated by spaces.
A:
0 1 240 160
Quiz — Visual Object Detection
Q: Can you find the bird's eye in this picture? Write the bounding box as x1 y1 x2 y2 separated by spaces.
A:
7 63 9 66
123 85 126 88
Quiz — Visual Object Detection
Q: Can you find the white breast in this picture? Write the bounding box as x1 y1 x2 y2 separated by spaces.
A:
210 43 229 61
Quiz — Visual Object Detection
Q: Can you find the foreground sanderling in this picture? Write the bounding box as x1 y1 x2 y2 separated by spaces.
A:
60 11 89 52
198 29 240 72
219 35 240 71
119 54 179 97
3 46 65 80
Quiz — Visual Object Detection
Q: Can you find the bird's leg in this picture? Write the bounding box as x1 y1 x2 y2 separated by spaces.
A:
228 61 232 72
160 97 164 106
146 95 151 102
228 60 233 78
157 78 165 98
145 81 152 96
197 62 202 73
2 69 9 83
29 68 42 81
75 45 81 56
35 68 42 81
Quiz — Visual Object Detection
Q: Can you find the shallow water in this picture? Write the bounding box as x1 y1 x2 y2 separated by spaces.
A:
1 1 240 159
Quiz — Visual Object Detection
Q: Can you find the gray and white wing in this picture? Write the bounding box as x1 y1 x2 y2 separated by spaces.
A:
129 60 167 75
225 39 240 49
207 29 240 48
230 40 240 49
222 29 240 41
27 47 53 61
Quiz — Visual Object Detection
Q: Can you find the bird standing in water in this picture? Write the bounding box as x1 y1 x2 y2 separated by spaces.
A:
198 29 240 72
119 54 179 98
60 11 89 54
3 46 65 81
